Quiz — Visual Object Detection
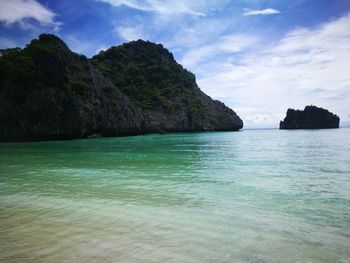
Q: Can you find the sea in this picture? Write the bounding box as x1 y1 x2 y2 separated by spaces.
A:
0 129 349 263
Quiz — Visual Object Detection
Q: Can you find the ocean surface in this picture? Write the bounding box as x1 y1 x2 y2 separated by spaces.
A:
0 129 349 263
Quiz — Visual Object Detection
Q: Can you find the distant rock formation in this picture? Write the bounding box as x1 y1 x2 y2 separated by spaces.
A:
0 34 243 142
280 106 340 129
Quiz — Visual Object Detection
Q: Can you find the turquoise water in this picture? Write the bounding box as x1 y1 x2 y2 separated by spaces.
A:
0 129 349 263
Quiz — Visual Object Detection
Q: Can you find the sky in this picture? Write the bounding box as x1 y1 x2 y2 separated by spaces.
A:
1 0 350 128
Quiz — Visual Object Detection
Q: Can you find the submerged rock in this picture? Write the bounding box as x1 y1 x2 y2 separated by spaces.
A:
0 34 243 142
280 106 340 129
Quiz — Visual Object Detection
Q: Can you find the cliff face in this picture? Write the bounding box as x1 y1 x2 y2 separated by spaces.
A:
91 40 243 132
0 34 243 142
0 34 145 141
280 106 340 129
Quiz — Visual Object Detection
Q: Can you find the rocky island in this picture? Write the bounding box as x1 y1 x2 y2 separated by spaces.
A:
280 106 340 129
0 34 243 142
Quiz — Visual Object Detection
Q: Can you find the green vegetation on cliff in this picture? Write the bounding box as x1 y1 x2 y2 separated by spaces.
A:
0 34 243 141
92 40 196 111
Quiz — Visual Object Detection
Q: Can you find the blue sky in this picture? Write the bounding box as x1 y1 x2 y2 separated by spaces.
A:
1 0 350 128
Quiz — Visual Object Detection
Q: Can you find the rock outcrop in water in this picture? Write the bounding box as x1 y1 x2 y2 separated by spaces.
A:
0 34 243 142
280 106 340 129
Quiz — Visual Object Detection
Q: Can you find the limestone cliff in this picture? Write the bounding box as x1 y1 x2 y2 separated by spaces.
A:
0 34 243 142
280 106 339 129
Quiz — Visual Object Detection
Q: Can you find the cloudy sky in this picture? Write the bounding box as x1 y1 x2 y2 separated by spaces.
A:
1 0 350 128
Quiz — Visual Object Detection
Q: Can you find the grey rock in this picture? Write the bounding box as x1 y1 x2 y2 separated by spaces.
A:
280 105 340 129
0 34 243 142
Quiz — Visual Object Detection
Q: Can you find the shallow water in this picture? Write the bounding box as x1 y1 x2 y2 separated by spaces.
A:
1 129 350 263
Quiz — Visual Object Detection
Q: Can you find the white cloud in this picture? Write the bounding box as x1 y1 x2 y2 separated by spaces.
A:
243 8 280 16
181 34 257 67
98 0 229 16
0 0 61 30
193 13 350 128
166 18 232 48
65 35 109 57
115 26 148 41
